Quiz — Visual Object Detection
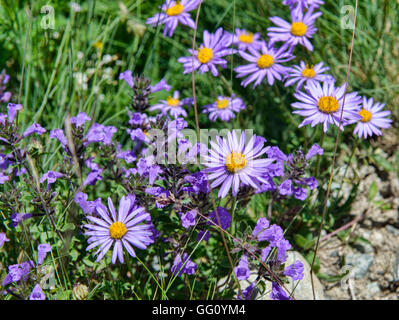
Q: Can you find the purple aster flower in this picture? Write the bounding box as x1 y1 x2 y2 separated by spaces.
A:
234 42 294 88
284 260 304 281
29 283 46 300
353 97 392 139
171 252 197 277
10 213 33 227
2 261 35 286
84 196 153 264
202 95 246 122
40 171 64 185
270 282 292 300
284 61 332 90
0 232 9 248
203 131 275 198
0 172 9 184
146 0 202 38
180 209 198 229
268 7 322 51
232 28 264 51
37 244 52 265
234 255 251 280
7 103 23 124
23 123 46 137
70 112 91 128
149 90 193 118
291 80 362 132
85 123 117 145
177 27 237 77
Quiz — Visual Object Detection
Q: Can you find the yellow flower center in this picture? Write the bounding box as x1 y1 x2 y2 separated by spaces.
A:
109 222 127 240
317 96 339 114
257 54 274 69
239 33 254 44
302 65 316 78
166 3 184 16
167 96 180 107
197 47 214 64
358 109 372 122
225 152 247 173
291 22 307 36
217 99 229 109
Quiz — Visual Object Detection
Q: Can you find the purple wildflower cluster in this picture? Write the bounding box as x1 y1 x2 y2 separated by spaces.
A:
232 217 304 300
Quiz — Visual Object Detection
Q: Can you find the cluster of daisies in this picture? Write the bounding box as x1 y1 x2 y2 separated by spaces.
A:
146 0 392 138
0 0 394 302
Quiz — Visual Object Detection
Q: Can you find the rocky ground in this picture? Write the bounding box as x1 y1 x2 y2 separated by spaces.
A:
317 138 399 300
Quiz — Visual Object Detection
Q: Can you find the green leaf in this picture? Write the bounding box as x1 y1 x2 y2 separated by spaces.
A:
316 269 350 282
368 181 378 201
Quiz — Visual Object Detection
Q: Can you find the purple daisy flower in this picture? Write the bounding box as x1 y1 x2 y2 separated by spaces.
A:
202 95 245 122
149 90 193 118
203 131 275 198
146 0 202 38
84 196 153 264
284 61 332 90
353 97 392 139
291 80 362 132
232 28 264 51
268 7 322 51
177 27 237 77
234 42 294 88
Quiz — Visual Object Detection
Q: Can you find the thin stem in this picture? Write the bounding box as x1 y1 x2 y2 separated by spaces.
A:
310 0 359 300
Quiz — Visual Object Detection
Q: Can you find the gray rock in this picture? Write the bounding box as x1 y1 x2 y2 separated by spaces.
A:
345 253 374 279
393 252 399 282
366 282 380 298
386 225 399 236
